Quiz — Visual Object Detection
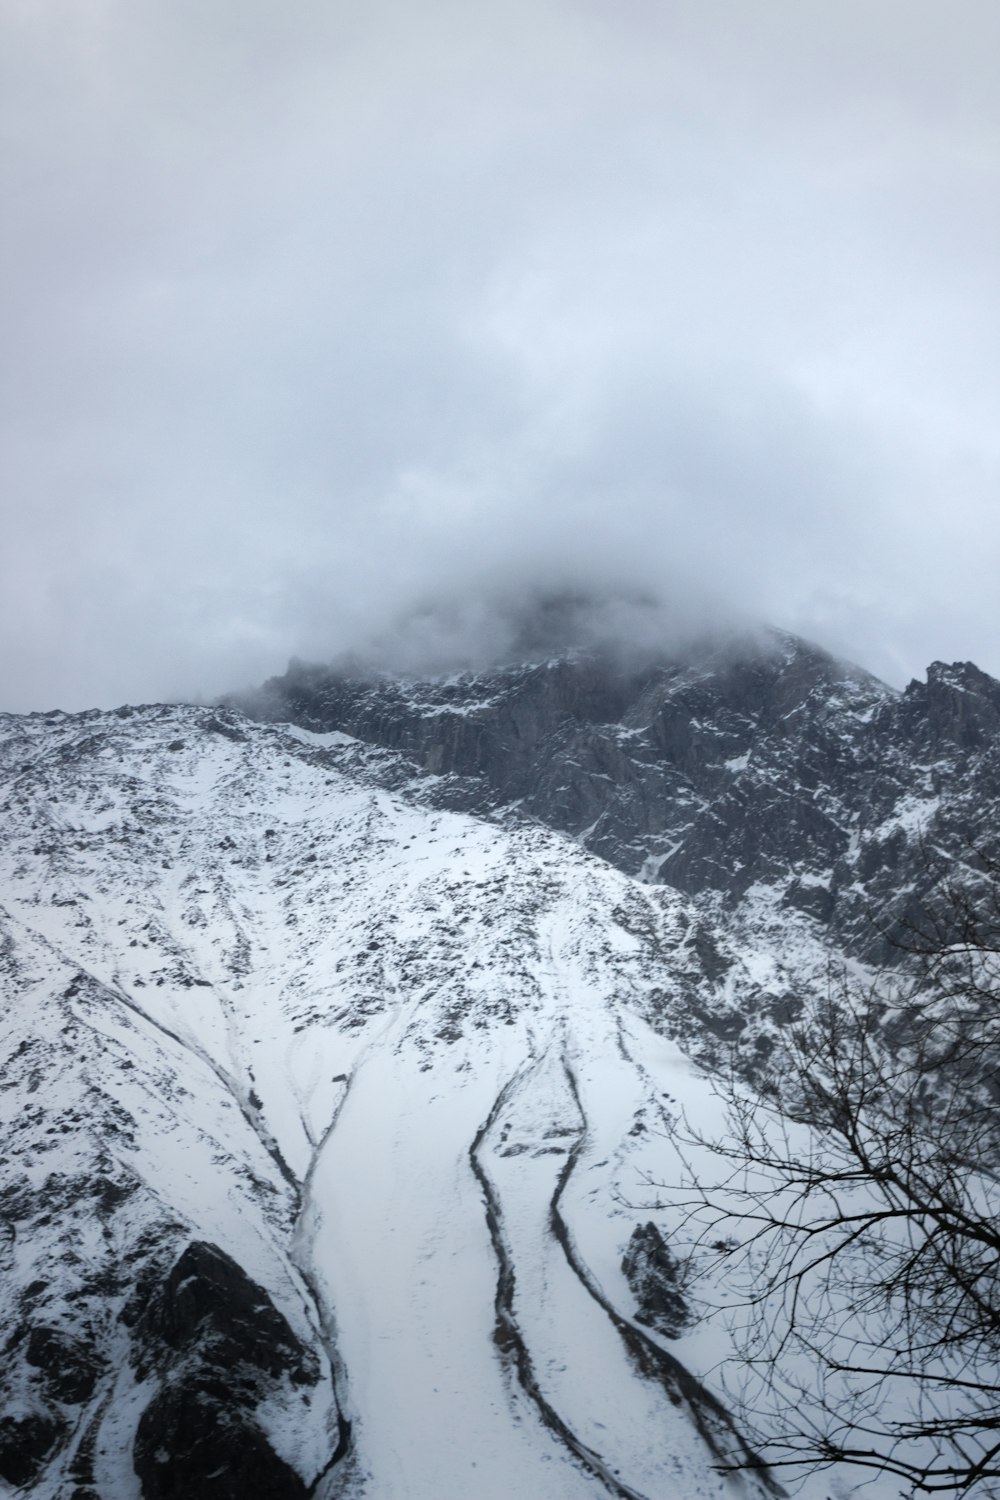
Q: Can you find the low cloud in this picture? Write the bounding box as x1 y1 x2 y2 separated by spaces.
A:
2 1 999 708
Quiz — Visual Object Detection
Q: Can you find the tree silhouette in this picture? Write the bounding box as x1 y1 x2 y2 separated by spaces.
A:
673 861 1000 1496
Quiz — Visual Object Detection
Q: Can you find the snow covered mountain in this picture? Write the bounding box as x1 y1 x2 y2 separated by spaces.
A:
242 629 1000 963
3 629 998 1499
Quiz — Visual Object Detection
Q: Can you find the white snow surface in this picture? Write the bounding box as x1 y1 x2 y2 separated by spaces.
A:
0 704 899 1500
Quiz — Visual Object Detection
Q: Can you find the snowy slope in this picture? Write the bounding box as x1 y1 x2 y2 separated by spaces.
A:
0 700 914 1499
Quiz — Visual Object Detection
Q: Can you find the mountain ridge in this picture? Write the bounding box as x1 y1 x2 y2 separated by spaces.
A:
233 629 1000 961
3 627 999 1498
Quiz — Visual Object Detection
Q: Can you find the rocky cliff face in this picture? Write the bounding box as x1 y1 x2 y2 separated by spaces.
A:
239 631 1000 962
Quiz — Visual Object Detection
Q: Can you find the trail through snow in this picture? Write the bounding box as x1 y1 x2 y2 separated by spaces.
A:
302 1016 606 1499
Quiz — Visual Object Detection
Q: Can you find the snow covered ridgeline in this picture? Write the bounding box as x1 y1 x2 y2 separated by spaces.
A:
242 638 1000 969
0 702 800 1499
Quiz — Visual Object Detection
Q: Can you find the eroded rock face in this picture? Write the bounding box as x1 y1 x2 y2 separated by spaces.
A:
129 1242 319 1500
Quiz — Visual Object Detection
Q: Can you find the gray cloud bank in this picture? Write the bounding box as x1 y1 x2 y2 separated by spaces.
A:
2 1 999 709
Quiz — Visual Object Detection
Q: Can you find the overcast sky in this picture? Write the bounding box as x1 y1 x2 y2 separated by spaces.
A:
2 1 999 710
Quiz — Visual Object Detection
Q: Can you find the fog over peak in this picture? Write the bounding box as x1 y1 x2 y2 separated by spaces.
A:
2 1 999 711
286 586 750 682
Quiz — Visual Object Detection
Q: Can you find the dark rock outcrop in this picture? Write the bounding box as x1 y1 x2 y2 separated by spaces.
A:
129 1242 319 1500
134 1384 307 1500
23 1326 104 1404
622 1222 692 1338
0 1411 67 1488
130 1241 317 1385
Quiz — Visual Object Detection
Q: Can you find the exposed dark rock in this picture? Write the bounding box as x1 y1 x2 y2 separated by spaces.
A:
134 1382 308 1500
782 879 835 923
897 661 1000 754
203 714 247 742
24 1325 103 1403
766 993 803 1027
0 1410 66 1487
691 925 732 983
622 1222 692 1338
0 1177 35 1222
129 1242 320 1500
130 1241 316 1385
